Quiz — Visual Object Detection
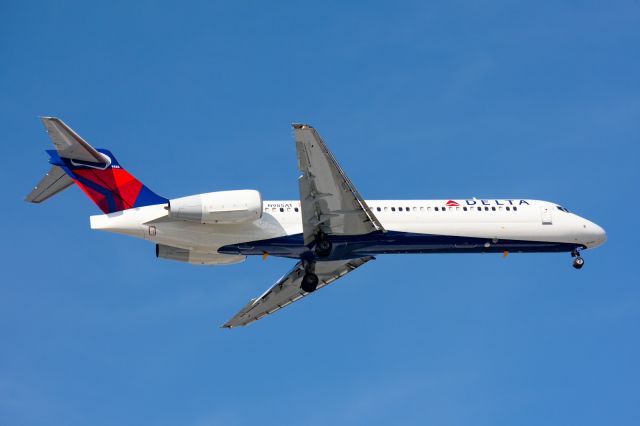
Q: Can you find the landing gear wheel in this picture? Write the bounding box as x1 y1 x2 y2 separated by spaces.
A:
301 273 319 293
314 238 332 258
573 256 584 269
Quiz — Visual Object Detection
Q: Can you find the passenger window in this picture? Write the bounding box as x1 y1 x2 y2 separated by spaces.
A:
463 207 468 211
391 207 396 212
280 208 284 212
406 207 410 211
294 207 299 212
420 207 424 211
491 207 496 211
384 207 388 212
484 207 489 211
513 206 518 211
413 207 417 211
398 207 403 211
477 207 481 211
434 207 439 211
377 207 381 212
506 206 510 211
287 208 291 212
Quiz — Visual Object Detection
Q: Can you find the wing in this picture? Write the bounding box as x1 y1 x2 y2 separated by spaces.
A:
294 124 385 246
222 256 373 328
25 166 75 203
40 117 110 164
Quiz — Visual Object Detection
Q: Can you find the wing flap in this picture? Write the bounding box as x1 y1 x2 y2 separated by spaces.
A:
223 256 373 328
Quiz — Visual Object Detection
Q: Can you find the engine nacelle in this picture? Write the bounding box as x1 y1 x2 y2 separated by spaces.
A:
156 244 246 265
168 189 262 224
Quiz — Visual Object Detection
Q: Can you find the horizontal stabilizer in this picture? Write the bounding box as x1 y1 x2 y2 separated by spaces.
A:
41 117 110 165
25 165 74 203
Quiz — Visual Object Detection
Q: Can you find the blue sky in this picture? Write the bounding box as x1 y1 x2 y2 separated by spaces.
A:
2 1 639 425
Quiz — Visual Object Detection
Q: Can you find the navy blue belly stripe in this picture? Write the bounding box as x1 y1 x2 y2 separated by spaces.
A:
218 231 582 260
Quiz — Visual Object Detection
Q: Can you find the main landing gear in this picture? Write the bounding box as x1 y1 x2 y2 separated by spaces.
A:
301 234 331 293
571 249 585 270
301 273 319 293
314 233 332 258
301 261 319 293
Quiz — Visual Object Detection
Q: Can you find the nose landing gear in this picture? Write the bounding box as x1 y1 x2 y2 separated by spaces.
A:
573 257 584 269
571 249 584 269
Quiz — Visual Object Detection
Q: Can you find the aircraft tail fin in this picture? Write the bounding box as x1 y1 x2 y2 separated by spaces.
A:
26 117 168 213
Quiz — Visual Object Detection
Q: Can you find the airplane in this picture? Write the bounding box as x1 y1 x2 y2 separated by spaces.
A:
26 117 607 328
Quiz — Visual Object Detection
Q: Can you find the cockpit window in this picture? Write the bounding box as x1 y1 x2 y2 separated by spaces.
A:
556 205 570 213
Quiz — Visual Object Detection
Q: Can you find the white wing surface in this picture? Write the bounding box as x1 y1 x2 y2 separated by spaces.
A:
294 124 385 246
223 256 374 328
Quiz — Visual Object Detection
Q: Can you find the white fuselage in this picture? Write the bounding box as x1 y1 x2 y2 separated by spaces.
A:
90 198 606 264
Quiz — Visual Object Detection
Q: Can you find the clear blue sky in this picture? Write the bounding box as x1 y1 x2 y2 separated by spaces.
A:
2 1 639 425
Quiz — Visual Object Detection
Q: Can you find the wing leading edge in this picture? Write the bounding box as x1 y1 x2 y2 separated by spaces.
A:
223 256 373 328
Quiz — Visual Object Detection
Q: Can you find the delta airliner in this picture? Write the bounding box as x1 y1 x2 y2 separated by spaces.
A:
27 118 606 327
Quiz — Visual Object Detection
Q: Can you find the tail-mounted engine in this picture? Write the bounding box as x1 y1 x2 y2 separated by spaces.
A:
168 190 262 224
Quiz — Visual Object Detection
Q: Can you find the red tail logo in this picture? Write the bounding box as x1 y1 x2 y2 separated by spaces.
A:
446 200 459 206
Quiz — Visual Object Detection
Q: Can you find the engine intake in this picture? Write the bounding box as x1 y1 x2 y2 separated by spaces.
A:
168 189 262 224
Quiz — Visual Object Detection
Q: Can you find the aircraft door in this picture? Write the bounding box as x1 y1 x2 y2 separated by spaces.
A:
540 206 553 225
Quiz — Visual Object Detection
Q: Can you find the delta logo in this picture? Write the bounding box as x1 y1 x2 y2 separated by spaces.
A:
445 199 530 206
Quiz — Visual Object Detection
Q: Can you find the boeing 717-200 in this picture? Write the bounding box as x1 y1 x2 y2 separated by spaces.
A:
26 118 607 327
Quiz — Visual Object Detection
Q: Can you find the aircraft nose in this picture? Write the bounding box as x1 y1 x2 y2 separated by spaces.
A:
582 220 607 248
595 223 607 246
